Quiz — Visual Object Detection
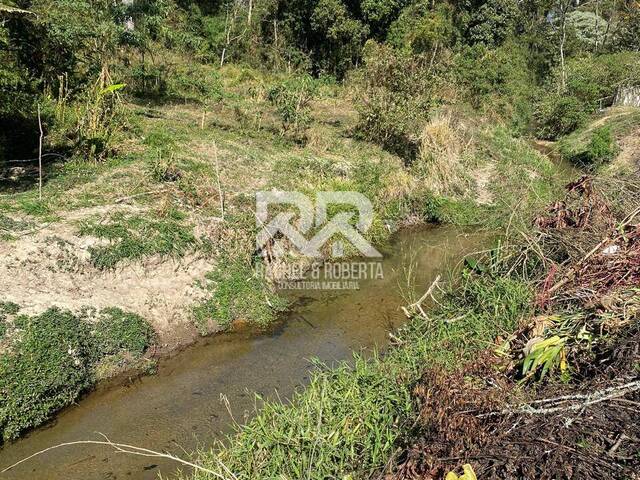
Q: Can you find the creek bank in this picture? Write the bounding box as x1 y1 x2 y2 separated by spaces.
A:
0 225 491 480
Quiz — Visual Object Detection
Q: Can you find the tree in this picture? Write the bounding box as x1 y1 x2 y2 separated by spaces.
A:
311 0 369 76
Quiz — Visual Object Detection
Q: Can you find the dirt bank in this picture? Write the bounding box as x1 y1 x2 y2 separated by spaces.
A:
0 204 215 346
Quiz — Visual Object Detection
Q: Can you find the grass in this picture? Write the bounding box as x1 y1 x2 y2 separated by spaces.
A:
186 265 533 479
78 209 200 269
193 256 289 333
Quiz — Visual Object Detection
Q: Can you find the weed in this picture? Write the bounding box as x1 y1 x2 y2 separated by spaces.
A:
16 198 52 217
79 210 198 269
561 126 619 168
268 75 317 141
147 156 182 182
193 257 288 333
0 305 155 441
0 214 31 234
92 307 156 357
0 308 93 441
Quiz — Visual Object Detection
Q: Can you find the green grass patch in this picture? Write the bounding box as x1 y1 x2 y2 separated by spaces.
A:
79 209 199 269
483 127 563 227
0 306 155 442
186 267 532 479
193 257 288 333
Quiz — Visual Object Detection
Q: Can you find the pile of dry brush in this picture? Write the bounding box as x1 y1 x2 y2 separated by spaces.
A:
387 174 640 480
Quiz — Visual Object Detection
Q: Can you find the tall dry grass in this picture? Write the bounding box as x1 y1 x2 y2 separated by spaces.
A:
413 113 475 197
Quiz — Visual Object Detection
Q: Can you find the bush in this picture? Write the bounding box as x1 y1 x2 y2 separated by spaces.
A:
561 126 618 168
351 40 436 162
0 306 155 441
535 52 640 138
268 75 317 141
129 63 223 104
453 41 537 133
387 1 455 54
168 64 223 104
534 95 588 140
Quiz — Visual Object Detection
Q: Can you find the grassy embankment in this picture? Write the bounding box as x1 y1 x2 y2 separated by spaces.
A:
0 65 565 442
180 110 639 479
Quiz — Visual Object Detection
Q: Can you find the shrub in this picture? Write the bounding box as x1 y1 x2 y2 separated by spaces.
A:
311 0 370 77
351 40 436 162
534 95 588 140
453 41 537 133
586 127 617 165
168 64 223 104
535 52 640 138
561 126 618 168
268 75 317 141
148 156 182 182
387 1 455 54
129 63 223 104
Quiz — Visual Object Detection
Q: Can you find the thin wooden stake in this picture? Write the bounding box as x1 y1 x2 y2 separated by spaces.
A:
213 141 225 220
37 104 43 201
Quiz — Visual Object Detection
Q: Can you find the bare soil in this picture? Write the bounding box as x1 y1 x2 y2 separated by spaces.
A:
0 204 214 346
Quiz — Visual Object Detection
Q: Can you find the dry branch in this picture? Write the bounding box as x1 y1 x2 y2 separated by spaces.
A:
1 433 231 479
402 275 441 319
481 380 640 417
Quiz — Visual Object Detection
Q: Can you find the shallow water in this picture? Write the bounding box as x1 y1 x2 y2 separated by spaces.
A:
0 225 491 480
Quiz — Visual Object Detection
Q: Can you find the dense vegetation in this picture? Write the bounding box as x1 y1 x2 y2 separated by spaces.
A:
1 0 639 164
0 306 155 441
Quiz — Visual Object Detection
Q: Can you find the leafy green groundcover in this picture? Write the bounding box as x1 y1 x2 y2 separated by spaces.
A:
0 306 155 441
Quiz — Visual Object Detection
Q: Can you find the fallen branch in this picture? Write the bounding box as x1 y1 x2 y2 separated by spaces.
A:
480 380 640 417
402 275 441 319
1 433 231 479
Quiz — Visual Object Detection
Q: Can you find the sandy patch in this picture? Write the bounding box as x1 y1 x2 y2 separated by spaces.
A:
0 205 214 344
474 164 495 205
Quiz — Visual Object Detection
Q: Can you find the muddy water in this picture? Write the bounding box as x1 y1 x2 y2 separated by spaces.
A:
0 226 490 480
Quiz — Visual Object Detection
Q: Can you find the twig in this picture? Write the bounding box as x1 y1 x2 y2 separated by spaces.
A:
1 433 228 478
37 104 43 201
608 433 627 456
480 380 640 417
213 141 225 220
547 207 640 295
405 275 441 319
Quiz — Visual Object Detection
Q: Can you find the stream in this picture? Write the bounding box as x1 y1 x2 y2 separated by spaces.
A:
0 225 491 480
